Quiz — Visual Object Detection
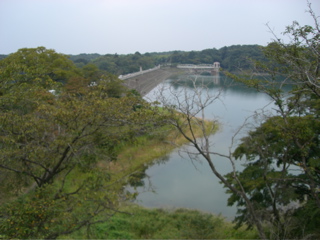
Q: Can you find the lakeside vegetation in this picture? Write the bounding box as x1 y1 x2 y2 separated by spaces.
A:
61 120 260 239
1 47 238 239
69 44 266 74
64 205 258 239
0 9 320 238
1 44 268 75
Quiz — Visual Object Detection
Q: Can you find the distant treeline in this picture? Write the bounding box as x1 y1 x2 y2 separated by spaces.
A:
0 55 7 61
0 45 266 75
69 45 266 75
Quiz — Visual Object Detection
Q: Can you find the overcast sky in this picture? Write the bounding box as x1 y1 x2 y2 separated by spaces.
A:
1 0 319 55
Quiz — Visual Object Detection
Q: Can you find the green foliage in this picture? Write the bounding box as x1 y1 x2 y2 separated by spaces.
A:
227 7 320 239
0 173 119 239
0 54 7 60
65 205 258 239
0 47 169 238
68 45 266 75
69 53 101 68
0 47 80 87
168 45 266 71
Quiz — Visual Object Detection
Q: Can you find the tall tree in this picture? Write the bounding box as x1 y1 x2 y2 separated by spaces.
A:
226 3 320 238
158 3 319 239
156 77 268 239
0 47 166 239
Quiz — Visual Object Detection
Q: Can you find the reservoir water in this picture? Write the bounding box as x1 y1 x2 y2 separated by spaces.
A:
128 75 275 219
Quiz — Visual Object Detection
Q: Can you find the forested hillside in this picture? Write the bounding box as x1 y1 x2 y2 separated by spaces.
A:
68 45 266 74
0 55 7 60
0 47 172 238
1 10 319 237
1 45 266 75
0 46 255 239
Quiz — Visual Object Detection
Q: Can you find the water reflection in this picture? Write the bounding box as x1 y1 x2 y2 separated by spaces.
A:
168 74 292 96
128 155 171 188
128 74 278 219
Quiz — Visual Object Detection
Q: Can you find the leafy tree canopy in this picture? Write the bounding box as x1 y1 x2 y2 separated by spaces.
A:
227 6 320 238
65 45 266 75
0 47 167 239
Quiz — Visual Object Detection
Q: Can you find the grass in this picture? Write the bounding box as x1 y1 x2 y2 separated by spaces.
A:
66 204 258 239
61 115 259 239
98 115 218 189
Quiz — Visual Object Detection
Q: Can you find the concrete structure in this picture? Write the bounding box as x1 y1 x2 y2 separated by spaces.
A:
177 62 220 75
121 67 181 96
213 62 220 72
118 65 161 80
119 63 221 96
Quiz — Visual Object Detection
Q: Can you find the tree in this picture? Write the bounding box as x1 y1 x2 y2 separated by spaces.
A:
157 3 319 239
81 63 101 81
0 47 80 86
156 77 268 239
0 47 166 239
226 3 320 238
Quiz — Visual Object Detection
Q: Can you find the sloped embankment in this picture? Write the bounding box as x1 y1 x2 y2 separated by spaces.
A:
123 68 186 96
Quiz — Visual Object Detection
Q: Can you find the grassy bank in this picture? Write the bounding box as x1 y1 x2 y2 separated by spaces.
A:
68 204 258 239
62 117 259 239
98 116 218 192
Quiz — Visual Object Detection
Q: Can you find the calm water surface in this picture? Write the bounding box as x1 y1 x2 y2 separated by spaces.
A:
128 75 274 219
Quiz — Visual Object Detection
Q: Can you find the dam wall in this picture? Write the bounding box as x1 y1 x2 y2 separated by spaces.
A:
122 68 184 96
